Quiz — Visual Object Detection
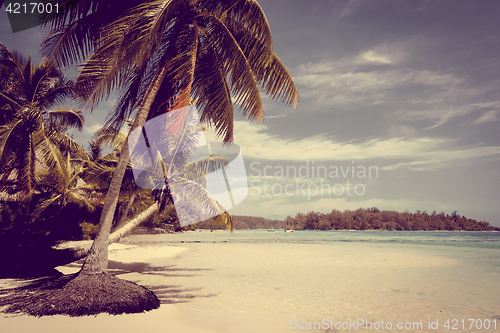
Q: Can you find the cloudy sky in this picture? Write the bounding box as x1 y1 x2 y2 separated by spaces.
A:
1 0 499 226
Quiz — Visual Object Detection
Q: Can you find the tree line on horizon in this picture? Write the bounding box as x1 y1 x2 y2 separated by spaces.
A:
196 208 499 231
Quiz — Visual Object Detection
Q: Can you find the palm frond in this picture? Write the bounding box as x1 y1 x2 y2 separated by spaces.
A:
45 128 91 160
41 14 99 68
18 133 37 193
83 161 116 189
169 175 229 226
93 126 126 150
36 136 68 192
191 39 235 142
200 15 263 127
225 17 299 108
0 119 25 167
66 191 96 213
200 0 274 51
40 0 146 67
31 194 62 221
0 91 22 109
36 78 76 111
178 154 229 181
47 107 84 130
75 0 180 108
210 211 234 232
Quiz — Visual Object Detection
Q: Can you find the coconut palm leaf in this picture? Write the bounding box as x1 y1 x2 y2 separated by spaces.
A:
191 41 234 141
19 133 37 192
66 191 96 213
168 175 233 231
92 126 126 150
44 127 90 160
36 138 68 192
30 194 62 221
201 15 263 118
177 154 229 181
47 107 84 130
0 118 25 168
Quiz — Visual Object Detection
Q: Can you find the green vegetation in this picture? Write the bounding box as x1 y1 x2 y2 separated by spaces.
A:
215 209 499 231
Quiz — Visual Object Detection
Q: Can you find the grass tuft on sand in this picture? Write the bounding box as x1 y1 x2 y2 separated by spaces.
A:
0 272 160 317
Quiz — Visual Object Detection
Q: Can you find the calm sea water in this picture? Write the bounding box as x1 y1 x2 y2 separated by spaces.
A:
127 229 500 249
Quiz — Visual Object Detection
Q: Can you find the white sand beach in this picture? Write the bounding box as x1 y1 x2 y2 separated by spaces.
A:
1 233 499 333
0 242 288 333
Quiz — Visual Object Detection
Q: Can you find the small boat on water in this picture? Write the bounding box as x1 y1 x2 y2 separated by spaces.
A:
284 229 294 232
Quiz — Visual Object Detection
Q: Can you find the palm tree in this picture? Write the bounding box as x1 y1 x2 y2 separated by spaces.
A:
80 126 155 232
74 0 298 278
0 43 89 198
31 150 96 221
11 0 299 316
86 108 233 241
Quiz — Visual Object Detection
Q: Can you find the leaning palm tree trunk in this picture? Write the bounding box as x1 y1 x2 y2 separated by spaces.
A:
113 193 137 232
109 202 159 243
81 67 168 275
57 202 160 265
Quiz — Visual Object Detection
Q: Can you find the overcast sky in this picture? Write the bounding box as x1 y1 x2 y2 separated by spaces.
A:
1 0 499 226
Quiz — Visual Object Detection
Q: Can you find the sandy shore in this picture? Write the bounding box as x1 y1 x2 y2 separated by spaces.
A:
0 243 288 333
1 236 499 333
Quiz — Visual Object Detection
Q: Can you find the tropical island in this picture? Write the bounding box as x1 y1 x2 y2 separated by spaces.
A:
178 209 500 231
1 2 499 330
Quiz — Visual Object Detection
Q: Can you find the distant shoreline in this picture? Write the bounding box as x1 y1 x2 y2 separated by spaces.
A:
194 210 500 232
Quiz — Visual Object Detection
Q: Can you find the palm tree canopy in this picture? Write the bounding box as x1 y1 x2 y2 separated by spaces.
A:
74 0 299 142
40 0 148 68
0 43 89 195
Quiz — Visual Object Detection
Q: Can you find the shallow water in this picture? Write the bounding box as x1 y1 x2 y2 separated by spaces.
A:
124 231 500 332
126 230 500 250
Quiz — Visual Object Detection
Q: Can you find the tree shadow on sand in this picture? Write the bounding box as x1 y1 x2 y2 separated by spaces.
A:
0 260 216 316
107 261 218 304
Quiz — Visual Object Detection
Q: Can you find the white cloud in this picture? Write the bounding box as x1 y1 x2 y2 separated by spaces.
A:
265 114 287 119
339 0 365 18
293 46 500 128
388 125 418 138
83 124 104 136
472 110 500 125
233 121 500 170
359 51 392 64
